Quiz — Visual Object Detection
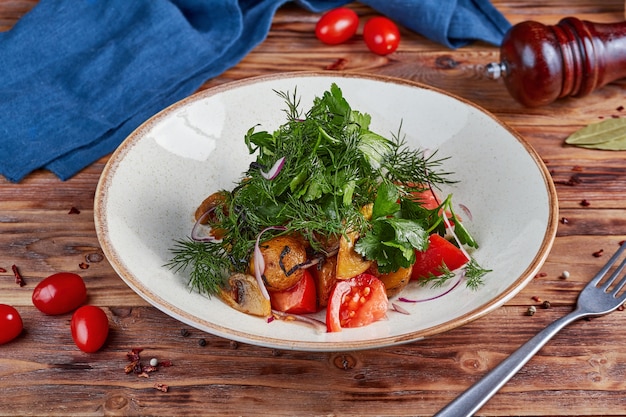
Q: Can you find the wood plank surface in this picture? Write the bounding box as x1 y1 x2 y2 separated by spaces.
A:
1 0 626 415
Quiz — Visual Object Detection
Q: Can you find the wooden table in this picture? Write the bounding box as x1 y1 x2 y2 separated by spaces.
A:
2 1 626 415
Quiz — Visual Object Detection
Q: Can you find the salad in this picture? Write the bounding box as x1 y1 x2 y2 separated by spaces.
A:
168 84 488 332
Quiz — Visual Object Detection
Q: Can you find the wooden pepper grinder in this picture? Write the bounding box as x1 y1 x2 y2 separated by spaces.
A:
486 17 626 107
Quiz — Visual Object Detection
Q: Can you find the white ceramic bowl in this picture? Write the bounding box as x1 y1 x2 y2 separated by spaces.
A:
94 72 558 351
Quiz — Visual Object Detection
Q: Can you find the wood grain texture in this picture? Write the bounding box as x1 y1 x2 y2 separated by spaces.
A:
1 0 626 415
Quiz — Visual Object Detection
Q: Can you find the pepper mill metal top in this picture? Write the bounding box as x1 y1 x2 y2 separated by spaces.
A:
486 17 626 107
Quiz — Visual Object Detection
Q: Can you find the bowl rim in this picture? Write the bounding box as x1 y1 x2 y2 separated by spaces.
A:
94 71 559 351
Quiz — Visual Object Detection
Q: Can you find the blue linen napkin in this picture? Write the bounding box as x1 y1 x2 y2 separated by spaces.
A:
0 0 510 182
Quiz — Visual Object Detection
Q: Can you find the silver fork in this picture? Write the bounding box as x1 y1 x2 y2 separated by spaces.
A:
435 243 626 417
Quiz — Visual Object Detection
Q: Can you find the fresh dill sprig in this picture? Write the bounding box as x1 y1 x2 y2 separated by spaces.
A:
166 239 230 296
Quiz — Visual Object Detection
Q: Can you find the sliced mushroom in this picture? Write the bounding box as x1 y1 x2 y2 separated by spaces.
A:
218 273 271 317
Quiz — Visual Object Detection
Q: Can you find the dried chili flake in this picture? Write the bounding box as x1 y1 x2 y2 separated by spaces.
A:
0 267 6 273
158 360 173 367
154 383 169 393
68 207 80 215
572 165 583 172
580 199 591 207
141 365 158 374
617 106 624 112
138 372 150 378
79 262 89 270
555 175 581 186
593 249 604 258
12 265 25 287
531 295 542 302
126 348 144 362
325 58 348 70
125 361 139 374
560 217 570 224
534 272 547 278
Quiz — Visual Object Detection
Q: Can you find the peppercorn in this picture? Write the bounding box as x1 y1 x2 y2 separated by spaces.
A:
198 338 207 347
542 300 551 309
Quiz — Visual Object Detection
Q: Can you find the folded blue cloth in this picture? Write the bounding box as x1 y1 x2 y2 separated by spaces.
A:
0 0 510 182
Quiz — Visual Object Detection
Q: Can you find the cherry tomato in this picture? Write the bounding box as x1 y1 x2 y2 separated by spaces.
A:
70 305 109 353
411 234 469 280
270 269 317 314
0 304 23 345
315 7 359 45
363 16 400 55
326 273 388 332
32 272 87 315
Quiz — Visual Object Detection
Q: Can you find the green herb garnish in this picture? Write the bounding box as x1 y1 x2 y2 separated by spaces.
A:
167 83 488 295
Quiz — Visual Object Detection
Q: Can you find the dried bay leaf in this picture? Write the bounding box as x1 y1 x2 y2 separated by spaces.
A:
565 118 626 150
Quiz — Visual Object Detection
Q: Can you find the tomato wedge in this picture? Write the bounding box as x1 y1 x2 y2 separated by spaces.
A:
270 269 317 314
326 273 388 332
411 234 469 280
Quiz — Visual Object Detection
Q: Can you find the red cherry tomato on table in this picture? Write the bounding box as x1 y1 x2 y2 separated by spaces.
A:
411 234 469 280
270 269 317 314
315 7 359 45
363 16 400 55
0 304 23 345
71 305 109 353
32 272 87 315
326 273 388 333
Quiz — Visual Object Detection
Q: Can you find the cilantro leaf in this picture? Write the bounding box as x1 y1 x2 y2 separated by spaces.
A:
355 217 428 273
372 181 400 219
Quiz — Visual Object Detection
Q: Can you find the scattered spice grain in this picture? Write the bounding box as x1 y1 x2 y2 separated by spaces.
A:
560 270 570 279
527 306 536 316
198 338 207 347
580 199 591 207
542 300 551 309
68 207 80 214
593 249 604 258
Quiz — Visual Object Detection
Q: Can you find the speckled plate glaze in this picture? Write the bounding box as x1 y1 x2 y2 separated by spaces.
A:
94 72 558 351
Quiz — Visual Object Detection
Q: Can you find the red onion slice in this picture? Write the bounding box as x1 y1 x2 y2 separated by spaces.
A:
270 310 327 333
254 226 287 300
260 156 285 180
191 208 222 243
397 275 463 303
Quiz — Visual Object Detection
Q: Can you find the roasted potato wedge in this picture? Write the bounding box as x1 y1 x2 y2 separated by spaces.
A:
250 235 307 291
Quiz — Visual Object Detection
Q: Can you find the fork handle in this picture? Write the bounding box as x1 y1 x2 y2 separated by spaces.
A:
434 309 585 417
